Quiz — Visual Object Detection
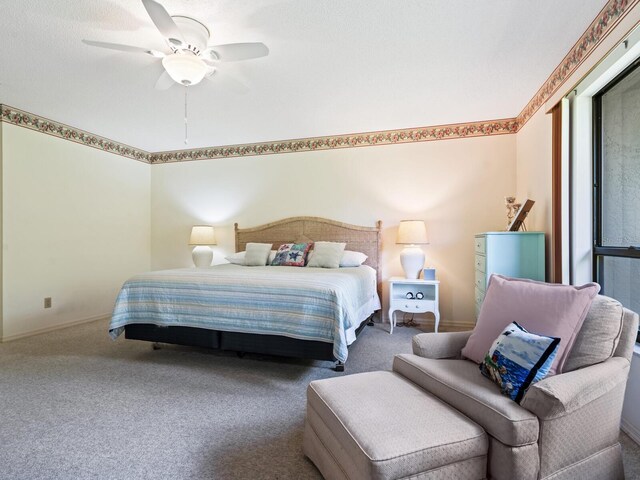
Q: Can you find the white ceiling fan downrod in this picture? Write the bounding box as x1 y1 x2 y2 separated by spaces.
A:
184 85 188 145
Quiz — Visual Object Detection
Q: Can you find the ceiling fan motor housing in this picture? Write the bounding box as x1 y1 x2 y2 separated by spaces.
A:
170 16 210 55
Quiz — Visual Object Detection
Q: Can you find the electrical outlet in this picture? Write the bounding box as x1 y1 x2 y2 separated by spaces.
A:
44 297 52 309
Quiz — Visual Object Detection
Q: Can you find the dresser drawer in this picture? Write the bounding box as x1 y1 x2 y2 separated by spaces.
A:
474 236 486 254
474 269 486 292
474 254 486 273
474 286 485 306
475 287 486 319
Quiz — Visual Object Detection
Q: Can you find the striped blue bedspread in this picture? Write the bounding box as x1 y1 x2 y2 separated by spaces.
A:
109 264 380 362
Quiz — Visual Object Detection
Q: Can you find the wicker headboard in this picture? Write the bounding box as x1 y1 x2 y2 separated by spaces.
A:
234 216 382 295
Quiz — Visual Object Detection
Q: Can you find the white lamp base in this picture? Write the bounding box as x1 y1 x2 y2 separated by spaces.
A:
400 245 425 279
192 245 213 267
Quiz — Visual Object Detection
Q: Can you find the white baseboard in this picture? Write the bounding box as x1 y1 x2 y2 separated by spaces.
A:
380 313 474 332
621 419 640 445
1 313 109 342
413 318 475 332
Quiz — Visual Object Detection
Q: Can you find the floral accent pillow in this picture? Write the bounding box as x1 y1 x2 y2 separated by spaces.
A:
271 243 313 267
480 322 560 404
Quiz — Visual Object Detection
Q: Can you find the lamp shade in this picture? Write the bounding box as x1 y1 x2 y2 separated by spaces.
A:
162 53 208 86
396 220 428 245
189 225 216 245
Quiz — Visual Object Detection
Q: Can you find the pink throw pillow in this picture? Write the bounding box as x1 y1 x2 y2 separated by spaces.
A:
461 275 599 375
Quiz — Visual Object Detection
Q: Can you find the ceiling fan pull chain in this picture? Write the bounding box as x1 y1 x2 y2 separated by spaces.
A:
184 86 188 145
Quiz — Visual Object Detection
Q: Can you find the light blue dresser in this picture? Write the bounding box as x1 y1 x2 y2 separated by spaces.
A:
474 232 545 317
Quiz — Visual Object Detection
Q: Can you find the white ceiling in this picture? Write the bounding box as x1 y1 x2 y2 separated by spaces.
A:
0 0 606 152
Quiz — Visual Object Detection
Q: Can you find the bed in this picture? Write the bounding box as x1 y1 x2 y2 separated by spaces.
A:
109 217 382 370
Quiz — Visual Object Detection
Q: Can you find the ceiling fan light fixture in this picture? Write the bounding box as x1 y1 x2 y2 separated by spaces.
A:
162 53 208 86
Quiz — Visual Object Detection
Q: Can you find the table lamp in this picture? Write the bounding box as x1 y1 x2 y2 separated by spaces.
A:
396 220 429 279
189 225 216 267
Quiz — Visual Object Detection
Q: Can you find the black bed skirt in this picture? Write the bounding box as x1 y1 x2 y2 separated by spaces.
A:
124 317 372 363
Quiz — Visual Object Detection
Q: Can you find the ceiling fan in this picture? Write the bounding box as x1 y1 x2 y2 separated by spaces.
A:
82 0 269 91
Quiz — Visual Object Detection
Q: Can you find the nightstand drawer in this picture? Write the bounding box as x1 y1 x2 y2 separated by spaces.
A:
398 299 434 312
474 269 486 292
474 254 486 273
474 236 486 254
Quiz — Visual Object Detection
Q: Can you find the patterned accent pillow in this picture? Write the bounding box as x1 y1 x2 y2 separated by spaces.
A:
480 322 560 404
271 243 313 267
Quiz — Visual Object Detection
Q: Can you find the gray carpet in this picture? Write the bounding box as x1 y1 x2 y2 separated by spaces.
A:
1 320 639 480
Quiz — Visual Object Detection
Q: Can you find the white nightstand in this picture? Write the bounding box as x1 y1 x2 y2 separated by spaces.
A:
388 277 440 334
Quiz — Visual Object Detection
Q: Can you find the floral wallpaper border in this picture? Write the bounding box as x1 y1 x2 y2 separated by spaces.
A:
0 103 517 163
516 0 638 128
149 119 518 163
1 0 638 163
0 105 151 163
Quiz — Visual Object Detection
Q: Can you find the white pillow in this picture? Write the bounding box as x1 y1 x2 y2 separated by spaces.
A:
340 250 368 267
307 242 347 268
243 243 273 266
225 251 245 265
306 249 368 267
226 250 277 265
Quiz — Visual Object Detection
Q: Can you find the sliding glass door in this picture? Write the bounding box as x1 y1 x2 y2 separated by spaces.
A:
593 58 640 340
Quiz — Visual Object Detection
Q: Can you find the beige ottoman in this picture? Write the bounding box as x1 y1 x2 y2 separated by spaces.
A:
303 371 488 480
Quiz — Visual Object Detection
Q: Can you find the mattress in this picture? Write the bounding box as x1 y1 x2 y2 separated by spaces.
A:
109 264 381 362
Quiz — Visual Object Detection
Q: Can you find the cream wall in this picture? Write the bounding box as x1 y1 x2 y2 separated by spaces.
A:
151 135 516 329
515 108 553 280
2 123 151 340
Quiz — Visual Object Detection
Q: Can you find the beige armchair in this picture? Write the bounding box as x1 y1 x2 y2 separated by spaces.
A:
395 295 639 479
304 294 638 480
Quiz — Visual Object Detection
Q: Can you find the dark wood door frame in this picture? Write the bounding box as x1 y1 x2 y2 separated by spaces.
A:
551 103 562 283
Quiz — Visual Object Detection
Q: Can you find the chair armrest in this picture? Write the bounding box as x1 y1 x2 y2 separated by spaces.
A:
412 331 473 359
521 356 630 420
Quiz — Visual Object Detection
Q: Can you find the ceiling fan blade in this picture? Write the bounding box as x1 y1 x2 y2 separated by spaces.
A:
141 0 185 47
82 39 164 57
205 42 269 62
155 70 175 90
206 69 249 95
